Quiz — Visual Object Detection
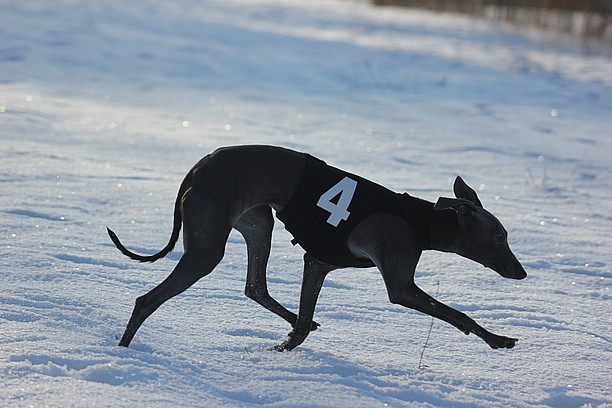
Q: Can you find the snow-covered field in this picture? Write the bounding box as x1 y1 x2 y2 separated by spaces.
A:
1 0 610 406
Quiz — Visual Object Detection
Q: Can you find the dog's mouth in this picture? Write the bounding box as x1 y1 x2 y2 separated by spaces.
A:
492 261 527 280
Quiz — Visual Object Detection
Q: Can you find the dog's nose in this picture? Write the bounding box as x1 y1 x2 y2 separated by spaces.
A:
497 260 527 280
511 263 527 280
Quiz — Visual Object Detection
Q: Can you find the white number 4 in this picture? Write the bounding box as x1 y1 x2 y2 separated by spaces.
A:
316 177 358 227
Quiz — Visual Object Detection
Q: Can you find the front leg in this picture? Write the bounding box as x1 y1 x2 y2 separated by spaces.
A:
272 253 336 351
395 283 517 349
347 213 517 350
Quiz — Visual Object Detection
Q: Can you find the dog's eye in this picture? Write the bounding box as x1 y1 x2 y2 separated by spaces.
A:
495 235 505 244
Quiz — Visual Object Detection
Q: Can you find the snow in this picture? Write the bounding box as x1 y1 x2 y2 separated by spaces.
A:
1 0 611 406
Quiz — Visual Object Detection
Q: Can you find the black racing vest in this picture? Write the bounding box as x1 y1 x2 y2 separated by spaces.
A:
276 154 432 268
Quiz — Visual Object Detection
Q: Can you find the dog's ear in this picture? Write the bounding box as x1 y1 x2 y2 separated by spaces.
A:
434 197 475 229
434 197 475 211
453 176 483 207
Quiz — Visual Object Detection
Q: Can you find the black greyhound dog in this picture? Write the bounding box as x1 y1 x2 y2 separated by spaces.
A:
108 145 526 351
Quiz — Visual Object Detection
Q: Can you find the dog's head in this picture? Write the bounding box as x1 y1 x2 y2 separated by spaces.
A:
434 176 527 280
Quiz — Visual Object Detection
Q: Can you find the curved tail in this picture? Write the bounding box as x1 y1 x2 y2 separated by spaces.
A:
107 171 192 263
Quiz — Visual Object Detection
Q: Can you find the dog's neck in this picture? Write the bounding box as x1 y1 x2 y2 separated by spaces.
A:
399 194 461 251
398 194 433 250
399 193 459 251
429 206 459 252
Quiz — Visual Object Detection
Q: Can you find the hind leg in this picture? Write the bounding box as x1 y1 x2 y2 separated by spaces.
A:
119 195 231 347
234 206 319 331
118 251 225 346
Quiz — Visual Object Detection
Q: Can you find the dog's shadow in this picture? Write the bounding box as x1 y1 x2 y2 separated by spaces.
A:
227 342 410 404
248 346 437 405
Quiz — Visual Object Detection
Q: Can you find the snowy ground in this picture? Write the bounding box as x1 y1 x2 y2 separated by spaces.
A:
1 0 611 406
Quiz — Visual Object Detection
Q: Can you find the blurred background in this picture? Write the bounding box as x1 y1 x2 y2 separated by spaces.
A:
373 0 611 40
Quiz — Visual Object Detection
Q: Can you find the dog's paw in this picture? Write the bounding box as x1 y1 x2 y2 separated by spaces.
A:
269 338 298 352
270 329 310 352
268 344 288 352
487 335 518 349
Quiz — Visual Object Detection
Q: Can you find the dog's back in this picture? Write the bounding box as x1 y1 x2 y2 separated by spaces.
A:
191 145 306 213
